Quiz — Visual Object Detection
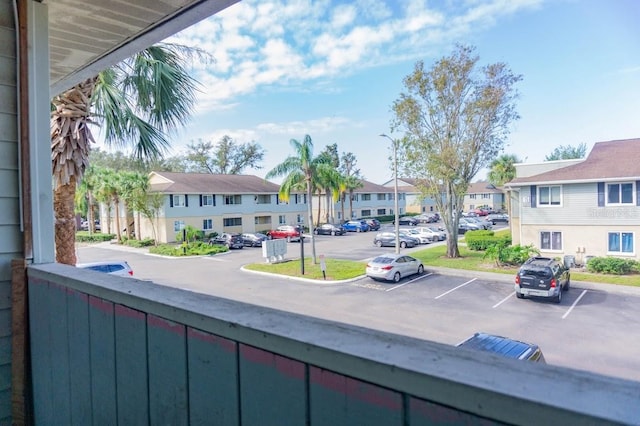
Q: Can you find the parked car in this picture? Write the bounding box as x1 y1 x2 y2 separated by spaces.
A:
486 213 509 225
373 232 417 248
209 233 244 249
421 226 447 241
343 220 369 232
462 217 493 230
314 223 345 236
414 227 443 242
362 218 381 231
457 220 481 234
515 257 570 303
365 253 424 282
456 332 546 363
77 261 133 277
266 225 302 242
241 232 268 247
473 208 490 216
80 219 101 231
394 216 419 226
414 214 437 224
403 228 433 244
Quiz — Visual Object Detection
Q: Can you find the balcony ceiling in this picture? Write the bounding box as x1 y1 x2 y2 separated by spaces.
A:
48 0 239 95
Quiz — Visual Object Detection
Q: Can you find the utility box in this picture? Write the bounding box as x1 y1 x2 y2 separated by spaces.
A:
563 255 575 269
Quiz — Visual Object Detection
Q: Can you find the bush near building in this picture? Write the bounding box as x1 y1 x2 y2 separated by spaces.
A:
587 257 640 275
464 230 511 251
148 241 227 257
75 231 116 242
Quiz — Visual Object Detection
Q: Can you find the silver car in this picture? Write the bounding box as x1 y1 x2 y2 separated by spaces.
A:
365 254 425 283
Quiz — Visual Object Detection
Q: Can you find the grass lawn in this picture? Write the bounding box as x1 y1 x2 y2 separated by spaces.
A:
244 257 367 281
244 242 640 287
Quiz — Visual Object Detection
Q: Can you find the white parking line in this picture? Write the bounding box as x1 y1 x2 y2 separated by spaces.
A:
562 289 588 319
385 273 433 292
493 292 514 308
435 278 477 299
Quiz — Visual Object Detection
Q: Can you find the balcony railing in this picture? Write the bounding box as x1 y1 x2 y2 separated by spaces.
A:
27 263 639 425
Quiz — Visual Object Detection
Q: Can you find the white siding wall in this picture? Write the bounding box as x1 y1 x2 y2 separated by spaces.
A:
0 0 18 422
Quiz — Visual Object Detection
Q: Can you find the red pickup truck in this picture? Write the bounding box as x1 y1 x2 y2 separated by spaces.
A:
266 225 301 242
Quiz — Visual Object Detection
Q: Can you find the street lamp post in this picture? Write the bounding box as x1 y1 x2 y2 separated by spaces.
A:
380 134 400 254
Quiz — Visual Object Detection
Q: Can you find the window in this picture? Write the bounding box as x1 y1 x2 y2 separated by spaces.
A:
337 212 342 220
362 194 371 201
482 193 491 199
607 183 634 205
278 215 286 224
377 194 386 201
361 209 371 217
469 194 477 199
256 194 271 204
377 209 386 215
351 194 359 202
254 216 271 225
202 195 214 206
224 195 242 205
172 195 185 207
173 220 185 232
202 219 213 230
296 214 304 223
540 231 562 251
608 232 634 254
223 217 242 226
387 193 395 201
538 186 561 206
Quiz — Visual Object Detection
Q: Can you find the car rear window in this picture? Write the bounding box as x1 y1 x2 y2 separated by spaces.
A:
373 257 394 263
521 266 552 279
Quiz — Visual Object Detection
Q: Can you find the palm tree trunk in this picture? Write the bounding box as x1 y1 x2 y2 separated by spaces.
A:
114 199 122 241
348 189 354 220
340 192 345 222
307 185 317 264
54 175 78 265
87 192 95 234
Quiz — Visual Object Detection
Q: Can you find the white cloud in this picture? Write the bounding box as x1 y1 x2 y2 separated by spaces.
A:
169 0 542 112
256 116 353 135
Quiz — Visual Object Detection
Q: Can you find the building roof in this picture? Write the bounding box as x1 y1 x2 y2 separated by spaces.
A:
466 181 504 194
508 138 640 186
149 172 283 194
357 180 395 193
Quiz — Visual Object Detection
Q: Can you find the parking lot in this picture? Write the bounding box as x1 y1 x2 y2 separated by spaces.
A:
77 223 640 382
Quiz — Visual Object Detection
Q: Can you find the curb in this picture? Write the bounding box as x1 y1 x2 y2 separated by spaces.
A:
240 265 367 285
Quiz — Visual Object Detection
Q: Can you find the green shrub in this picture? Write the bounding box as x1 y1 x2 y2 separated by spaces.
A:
75 232 116 242
587 257 639 275
465 230 512 251
123 238 155 248
483 242 539 266
148 241 227 257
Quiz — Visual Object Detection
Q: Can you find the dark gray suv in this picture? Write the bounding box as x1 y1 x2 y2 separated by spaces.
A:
515 257 570 303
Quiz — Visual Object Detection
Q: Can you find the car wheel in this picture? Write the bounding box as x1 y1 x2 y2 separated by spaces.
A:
516 292 524 299
357 227 361 232
286 236 291 243
393 272 401 283
400 241 407 248
331 231 336 236
314 230 318 235
554 289 562 304
564 277 570 291
417 264 424 274
375 240 383 247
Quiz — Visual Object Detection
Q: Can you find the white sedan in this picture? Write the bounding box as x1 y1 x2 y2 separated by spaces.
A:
365 254 425 283
404 228 434 244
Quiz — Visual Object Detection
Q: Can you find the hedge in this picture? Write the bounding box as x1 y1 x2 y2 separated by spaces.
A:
75 232 116 242
464 230 512 251
586 257 640 275
148 241 227 257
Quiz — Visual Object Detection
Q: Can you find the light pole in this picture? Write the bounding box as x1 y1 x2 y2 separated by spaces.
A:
380 133 400 254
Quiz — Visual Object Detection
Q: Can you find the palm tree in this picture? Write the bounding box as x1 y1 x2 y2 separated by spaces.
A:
488 154 521 214
338 152 363 221
265 135 333 265
51 43 200 265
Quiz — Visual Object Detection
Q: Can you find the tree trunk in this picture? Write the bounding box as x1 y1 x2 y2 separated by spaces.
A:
87 192 95 234
340 192 345 222
307 183 317 264
54 175 78 265
114 199 122 241
136 211 142 240
348 190 354 220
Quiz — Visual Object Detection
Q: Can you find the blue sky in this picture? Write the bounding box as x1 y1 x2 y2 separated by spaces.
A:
156 0 640 183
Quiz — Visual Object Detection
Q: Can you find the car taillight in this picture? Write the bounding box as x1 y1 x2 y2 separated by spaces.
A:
381 266 393 270
515 275 520 285
550 278 556 288
129 270 134 276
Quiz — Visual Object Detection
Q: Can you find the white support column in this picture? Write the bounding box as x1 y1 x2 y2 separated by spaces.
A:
28 0 54 263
